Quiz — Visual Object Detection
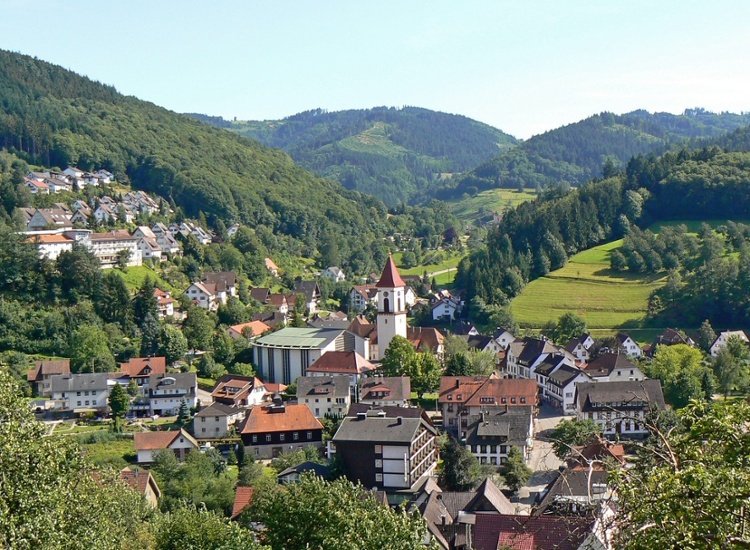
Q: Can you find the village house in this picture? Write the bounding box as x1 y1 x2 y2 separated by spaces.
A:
44 175 73 193
151 223 182 256
142 373 197 416
202 271 237 303
575 379 666 438
153 288 176 319
25 233 75 260
330 409 438 491
349 284 378 313
185 281 219 311
293 280 321 315
239 397 324 459
464 406 535 465
431 296 460 321
277 461 333 485
266 293 289 316
506 337 570 379
564 333 595 361
26 208 73 231
87 230 142 268
48 373 115 414
544 363 593 414
296 375 351 418
119 467 161 508
653 328 696 349
493 328 517 351
305 350 377 400
211 375 267 408
134 428 199 463
193 402 246 439
438 376 538 436
322 266 346 283
27 359 71 396
253 327 370 385
24 178 50 194
118 356 167 386
227 320 271 340
583 352 646 383
133 226 163 262
710 330 750 357
615 332 643 358
533 354 579 401
359 376 412 407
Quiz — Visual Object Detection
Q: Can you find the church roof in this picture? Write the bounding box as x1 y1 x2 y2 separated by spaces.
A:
376 255 405 288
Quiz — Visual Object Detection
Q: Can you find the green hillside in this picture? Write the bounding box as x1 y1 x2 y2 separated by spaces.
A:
191 107 517 206
448 188 538 224
0 50 447 274
441 109 750 200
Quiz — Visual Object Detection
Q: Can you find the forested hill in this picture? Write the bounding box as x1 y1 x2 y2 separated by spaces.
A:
457 125 750 310
442 109 750 199
189 107 517 206
0 50 455 274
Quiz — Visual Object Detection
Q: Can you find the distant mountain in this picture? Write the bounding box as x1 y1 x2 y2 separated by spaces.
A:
0 50 418 273
189 107 517 206
442 109 750 200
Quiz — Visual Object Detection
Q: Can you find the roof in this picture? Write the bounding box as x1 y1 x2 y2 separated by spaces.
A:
517 337 560 366
277 461 332 480
240 403 323 434
48 373 112 393
462 334 494 350
28 359 70 381
231 486 255 519
211 375 263 402
347 316 376 339
616 332 636 344
465 378 537 408
148 373 196 394
202 271 236 292
655 328 692 346
570 440 626 466
473 513 595 550
534 355 570 377
194 402 243 418
119 357 166 378
228 320 271 338
133 429 198 451
351 284 377 299
293 280 320 300
296 376 350 399
333 415 435 444
264 257 279 272
120 468 161 498
255 327 344 349
406 326 445 352
466 408 533 446
346 403 427 420
89 230 135 242
583 352 637 378
576 380 666 412
564 333 591 353
360 376 411 403
307 351 376 375
26 234 74 245
547 364 587 388
535 467 610 514
376 255 406 288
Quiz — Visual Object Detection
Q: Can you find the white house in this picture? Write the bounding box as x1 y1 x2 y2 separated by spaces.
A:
323 266 346 283
185 282 219 311
47 373 115 414
94 169 114 184
493 328 516 351
296 375 351 418
193 402 246 439
134 428 199 463
358 376 411 407
710 330 750 357
145 373 197 416
615 333 643 359
349 285 377 313
24 178 50 194
87 230 142 268
154 288 176 319
25 233 74 260
576 380 666 438
564 333 595 361
465 407 534 465
137 237 163 262
583 353 646 383
94 204 118 224
545 364 593 415
431 297 459 321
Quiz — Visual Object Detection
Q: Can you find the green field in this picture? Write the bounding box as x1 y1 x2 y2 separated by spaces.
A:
449 188 537 223
510 239 666 337
114 265 181 293
392 251 463 286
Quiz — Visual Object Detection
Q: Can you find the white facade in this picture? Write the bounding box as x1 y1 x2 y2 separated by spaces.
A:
546 371 591 415
375 285 407 361
618 335 643 358
494 330 516 350
432 298 458 321
710 330 749 357
299 393 350 419
185 283 218 311
87 233 142 268
136 434 197 464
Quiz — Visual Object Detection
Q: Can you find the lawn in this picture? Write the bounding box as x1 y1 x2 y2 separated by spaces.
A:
449 188 537 223
510 239 667 335
114 265 180 293
79 437 136 467
393 251 464 278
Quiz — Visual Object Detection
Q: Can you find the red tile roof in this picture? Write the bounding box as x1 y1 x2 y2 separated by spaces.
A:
228 320 271 338
119 357 167 378
438 376 537 407
307 351 377 375
26 234 74 244
120 468 161 498
376 255 405 288
27 359 70 381
133 431 180 451
240 403 323 434
231 486 255 519
473 513 594 550
211 375 263 404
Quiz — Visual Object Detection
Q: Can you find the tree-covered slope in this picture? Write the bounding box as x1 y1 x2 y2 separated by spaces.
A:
191 107 517 206
443 109 750 199
0 50 420 271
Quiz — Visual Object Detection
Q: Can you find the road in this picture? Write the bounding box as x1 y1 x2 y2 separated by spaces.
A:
197 387 212 407
513 404 566 513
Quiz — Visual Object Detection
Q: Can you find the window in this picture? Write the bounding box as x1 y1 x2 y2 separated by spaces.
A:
252 435 258 443
201 417 206 423
76 391 81 396
293 432 299 441
375 473 383 482
511 397 516 404
280 434 285 442
214 416 219 421
85 400 89 406
201 428 206 433
520 397 526 404
375 444 382 453
266 434 272 442
375 459 382 468
306 431 313 440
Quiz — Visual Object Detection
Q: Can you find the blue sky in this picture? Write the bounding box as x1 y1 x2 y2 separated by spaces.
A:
2 1 748 138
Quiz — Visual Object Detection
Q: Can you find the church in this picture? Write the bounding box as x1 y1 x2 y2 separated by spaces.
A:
349 255 444 361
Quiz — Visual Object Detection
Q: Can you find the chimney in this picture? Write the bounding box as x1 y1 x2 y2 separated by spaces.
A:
455 379 460 388
357 412 367 420
441 514 446 526
396 416 402 425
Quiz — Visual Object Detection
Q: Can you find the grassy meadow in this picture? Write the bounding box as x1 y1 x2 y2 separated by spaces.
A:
449 188 537 223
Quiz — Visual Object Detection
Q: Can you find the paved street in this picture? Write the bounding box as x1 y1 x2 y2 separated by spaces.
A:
513 404 566 513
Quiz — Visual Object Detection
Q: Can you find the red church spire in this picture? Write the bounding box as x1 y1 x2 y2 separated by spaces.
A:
376 255 405 288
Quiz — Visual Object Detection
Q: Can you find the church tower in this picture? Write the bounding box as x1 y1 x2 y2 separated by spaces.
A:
376 255 407 360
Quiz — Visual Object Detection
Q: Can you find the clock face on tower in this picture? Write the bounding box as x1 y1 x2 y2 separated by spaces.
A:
383 291 389 296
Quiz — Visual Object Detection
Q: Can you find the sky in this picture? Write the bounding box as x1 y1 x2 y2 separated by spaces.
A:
1 1 749 138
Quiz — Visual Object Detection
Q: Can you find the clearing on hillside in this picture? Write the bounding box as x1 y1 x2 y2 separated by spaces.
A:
449 188 537 224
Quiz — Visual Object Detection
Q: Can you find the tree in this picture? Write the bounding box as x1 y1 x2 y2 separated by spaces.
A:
197 354 227 381
95 271 132 329
713 341 749 397
251 474 431 550
551 312 586 345
270 446 322 473
409 352 443 399
697 319 717 352
610 249 627 271
501 447 531 493
611 400 750 548
154 505 265 549
176 399 191 426
108 383 130 432
549 418 602 459
648 344 708 408
69 324 116 372
212 330 236 366
132 277 158 328
139 312 161 356
380 335 417 377
217 297 250 325
56 245 102 302
115 248 131 269
158 324 188 364
127 378 139 397
439 436 483 491
182 307 215 351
